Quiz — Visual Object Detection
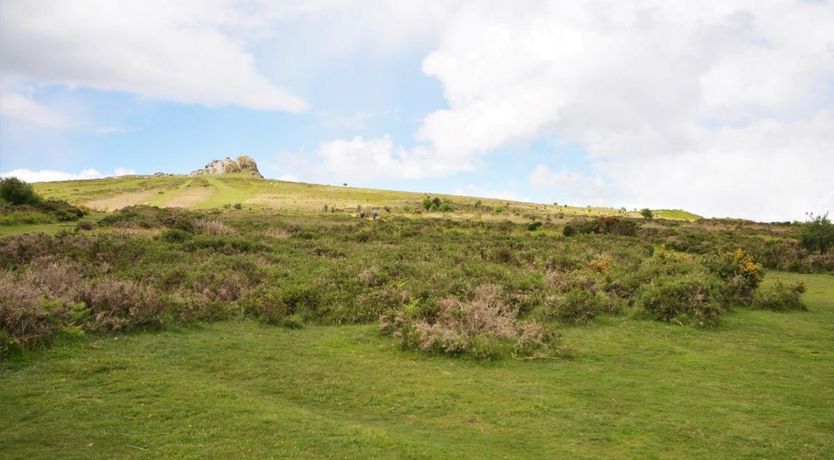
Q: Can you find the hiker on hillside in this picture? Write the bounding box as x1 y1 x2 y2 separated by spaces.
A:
371 209 378 220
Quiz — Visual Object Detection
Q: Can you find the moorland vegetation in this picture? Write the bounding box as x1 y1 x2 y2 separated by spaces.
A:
2 194 828 358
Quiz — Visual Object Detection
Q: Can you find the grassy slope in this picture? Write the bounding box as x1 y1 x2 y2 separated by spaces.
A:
0 213 104 237
32 174 700 221
1 272 832 459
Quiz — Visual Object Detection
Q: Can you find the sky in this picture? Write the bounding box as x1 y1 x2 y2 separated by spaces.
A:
1 0 833 222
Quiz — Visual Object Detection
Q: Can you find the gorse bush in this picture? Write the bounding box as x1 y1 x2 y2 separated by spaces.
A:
753 280 807 311
636 273 723 327
705 248 764 305
633 251 725 327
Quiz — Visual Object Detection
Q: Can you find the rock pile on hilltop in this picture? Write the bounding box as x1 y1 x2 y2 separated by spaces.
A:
191 156 263 178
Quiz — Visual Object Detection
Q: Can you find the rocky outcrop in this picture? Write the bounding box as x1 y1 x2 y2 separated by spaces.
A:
191 156 263 178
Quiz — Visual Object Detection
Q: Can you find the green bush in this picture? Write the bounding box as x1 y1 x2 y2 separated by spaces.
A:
630 251 725 327
162 228 192 243
636 273 723 327
539 289 604 324
705 248 764 305
753 280 806 311
527 221 543 231
563 217 638 237
799 212 834 254
0 177 41 205
242 284 320 325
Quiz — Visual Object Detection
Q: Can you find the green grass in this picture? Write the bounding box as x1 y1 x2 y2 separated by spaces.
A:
30 174 700 221
2 271 832 459
653 209 702 221
0 213 103 237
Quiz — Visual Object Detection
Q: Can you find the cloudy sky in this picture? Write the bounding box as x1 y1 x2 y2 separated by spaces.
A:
1 0 832 221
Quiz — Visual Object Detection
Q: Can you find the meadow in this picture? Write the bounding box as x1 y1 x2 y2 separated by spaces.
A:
1 175 833 458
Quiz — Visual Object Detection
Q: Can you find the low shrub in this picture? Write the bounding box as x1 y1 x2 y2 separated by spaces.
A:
563 217 639 237
0 209 55 226
0 268 80 352
76 220 95 232
527 221 543 231
705 248 764 305
380 284 556 359
78 279 167 332
1 260 169 350
539 289 605 324
99 205 192 230
193 218 237 236
162 228 192 243
636 273 723 327
184 236 268 253
629 251 725 327
241 284 321 324
753 280 807 311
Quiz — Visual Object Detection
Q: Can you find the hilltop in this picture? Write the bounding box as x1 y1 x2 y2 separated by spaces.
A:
190 155 262 178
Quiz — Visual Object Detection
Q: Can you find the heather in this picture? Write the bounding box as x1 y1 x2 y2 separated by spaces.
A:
3 206 824 357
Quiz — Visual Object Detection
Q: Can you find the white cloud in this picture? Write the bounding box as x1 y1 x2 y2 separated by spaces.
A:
1 167 136 183
598 111 834 221
528 164 612 205
321 0 834 220
0 0 308 112
317 136 466 181
0 91 68 128
452 185 526 202
4 0 832 220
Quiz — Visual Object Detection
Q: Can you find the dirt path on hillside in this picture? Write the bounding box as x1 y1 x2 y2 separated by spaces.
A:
164 184 215 208
85 191 157 211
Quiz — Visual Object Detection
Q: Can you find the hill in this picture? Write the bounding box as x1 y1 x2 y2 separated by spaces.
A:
31 174 700 221
4 167 833 458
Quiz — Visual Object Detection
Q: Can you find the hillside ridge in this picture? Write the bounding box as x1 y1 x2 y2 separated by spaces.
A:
29 173 702 221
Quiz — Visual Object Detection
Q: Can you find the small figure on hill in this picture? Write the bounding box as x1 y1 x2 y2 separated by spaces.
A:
371 209 379 220
359 209 366 218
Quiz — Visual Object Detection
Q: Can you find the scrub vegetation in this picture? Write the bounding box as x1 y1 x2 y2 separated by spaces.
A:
1 175 833 458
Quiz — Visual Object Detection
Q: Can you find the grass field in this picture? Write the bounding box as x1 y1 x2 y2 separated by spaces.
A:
1 271 832 459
